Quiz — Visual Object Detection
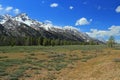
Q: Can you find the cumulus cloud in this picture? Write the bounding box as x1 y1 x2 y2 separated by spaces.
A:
86 25 120 38
50 3 58 8
69 6 74 10
14 9 20 14
86 25 120 43
5 6 13 12
0 4 20 15
75 17 92 26
115 6 120 13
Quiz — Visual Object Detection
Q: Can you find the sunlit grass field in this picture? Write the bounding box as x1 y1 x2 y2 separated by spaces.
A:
0 45 107 53
0 45 120 80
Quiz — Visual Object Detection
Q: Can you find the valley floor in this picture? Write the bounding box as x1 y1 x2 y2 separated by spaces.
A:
0 45 120 80
57 49 120 80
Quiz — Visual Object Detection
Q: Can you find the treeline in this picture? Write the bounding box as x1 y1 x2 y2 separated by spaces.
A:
0 36 98 46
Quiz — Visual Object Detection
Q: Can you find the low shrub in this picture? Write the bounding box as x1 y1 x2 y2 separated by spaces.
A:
113 58 120 62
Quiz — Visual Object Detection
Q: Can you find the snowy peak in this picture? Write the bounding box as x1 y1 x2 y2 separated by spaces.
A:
17 13 28 17
13 13 43 28
0 14 12 20
3 14 12 20
63 26 79 33
0 13 36 26
0 13 87 35
0 15 5 24
15 13 29 21
0 14 54 31
0 14 12 24
0 13 103 44
13 13 32 26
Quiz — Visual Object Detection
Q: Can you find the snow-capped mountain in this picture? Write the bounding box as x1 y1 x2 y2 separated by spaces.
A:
14 13 42 26
0 14 13 24
0 13 103 43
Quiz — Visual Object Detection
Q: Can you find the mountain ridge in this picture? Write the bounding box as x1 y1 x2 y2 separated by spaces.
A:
0 13 103 45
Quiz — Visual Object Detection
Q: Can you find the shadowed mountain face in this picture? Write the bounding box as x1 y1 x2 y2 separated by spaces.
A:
0 13 102 43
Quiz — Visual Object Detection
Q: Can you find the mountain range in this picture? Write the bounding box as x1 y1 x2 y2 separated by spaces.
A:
0 13 103 44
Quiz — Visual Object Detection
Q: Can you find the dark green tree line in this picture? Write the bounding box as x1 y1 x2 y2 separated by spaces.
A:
0 36 99 46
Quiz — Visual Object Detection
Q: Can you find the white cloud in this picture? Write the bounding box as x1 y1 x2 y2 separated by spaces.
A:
115 6 120 13
63 26 79 31
50 3 58 8
116 40 120 43
5 6 13 12
75 17 92 26
44 20 52 24
14 9 20 14
90 19 93 22
0 5 3 10
86 29 108 38
69 6 74 10
0 4 20 15
86 25 120 42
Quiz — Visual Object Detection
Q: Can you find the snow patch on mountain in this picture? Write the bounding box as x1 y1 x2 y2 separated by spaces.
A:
14 13 34 26
0 13 104 44
0 14 12 24
0 13 80 32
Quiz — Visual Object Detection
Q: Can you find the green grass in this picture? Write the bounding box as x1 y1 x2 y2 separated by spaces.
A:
114 44 120 50
0 45 107 53
0 56 8 59
7 65 30 80
0 46 45 53
0 45 108 79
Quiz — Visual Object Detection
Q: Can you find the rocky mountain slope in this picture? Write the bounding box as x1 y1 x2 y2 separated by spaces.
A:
0 13 102 43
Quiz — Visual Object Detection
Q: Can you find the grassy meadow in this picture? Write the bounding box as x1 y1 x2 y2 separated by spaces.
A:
0 45 120 80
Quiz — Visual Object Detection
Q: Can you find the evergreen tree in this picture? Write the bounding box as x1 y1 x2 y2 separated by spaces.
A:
107 36 115 48
43 38 48 46
10 38 16 47
55 39 60 45
25 37 30 46
51 39 55 46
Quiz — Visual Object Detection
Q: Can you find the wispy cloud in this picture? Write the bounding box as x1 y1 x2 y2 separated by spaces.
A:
50 3 58 8
115 6 120 13
97 6 101 10
0 4 20 15
44 20 52 24
14 9 20 14
63 26 79 31
83 2 87 5
0 5 3 10
41 1 45 4
75 17 92 26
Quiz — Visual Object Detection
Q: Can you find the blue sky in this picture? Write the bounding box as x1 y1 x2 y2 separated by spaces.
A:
0 0 120 42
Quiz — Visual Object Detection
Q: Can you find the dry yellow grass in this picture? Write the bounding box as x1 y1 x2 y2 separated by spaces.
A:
57 50 120 80
0 46 120 80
